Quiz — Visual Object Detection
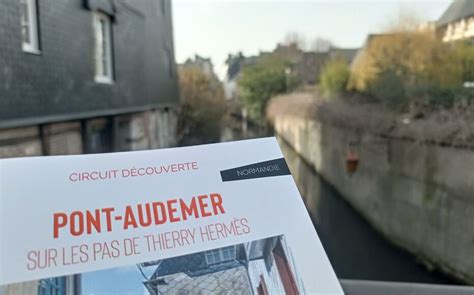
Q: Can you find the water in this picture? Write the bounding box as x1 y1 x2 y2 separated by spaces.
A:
277 137 458 285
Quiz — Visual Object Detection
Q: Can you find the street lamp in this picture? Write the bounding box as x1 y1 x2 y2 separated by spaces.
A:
285 67 291 92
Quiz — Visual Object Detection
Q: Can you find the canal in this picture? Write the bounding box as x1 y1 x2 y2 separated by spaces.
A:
277 137 457 285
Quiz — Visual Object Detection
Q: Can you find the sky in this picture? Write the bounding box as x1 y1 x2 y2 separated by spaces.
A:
172 0 452 80
82 264 155 295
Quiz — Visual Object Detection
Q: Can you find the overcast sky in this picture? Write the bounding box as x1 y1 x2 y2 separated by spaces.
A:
172 0 452 79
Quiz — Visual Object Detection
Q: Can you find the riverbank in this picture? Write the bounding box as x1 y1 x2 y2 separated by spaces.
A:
278 138 456 284
268 92 474 284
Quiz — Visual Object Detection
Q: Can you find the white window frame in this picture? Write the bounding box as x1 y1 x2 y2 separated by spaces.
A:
20 0 40 54
93 11 114 84
205 246 236 265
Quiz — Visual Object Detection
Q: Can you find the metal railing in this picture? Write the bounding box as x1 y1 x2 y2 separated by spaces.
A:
341 279 474 295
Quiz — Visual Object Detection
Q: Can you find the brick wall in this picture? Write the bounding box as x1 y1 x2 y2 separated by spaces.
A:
0 127 42 158
0 109 177 159
42 122 83 155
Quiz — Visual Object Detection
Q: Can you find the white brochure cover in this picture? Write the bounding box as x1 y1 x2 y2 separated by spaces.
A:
0 137 343 294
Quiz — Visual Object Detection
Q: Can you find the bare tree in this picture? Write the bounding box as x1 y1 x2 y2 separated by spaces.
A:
310 37 334 53
283 31 307 50
383 5 423 32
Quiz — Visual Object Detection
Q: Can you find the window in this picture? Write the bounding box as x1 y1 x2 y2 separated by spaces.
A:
160 0 166 14
205 246 236 265
84 119 113 154
93 12 113 83
38 277 66 295
20 0 40 53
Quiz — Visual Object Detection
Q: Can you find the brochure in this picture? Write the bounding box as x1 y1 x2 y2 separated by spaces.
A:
0 137 343 294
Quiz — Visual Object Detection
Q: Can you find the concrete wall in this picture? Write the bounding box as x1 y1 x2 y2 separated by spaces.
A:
273 114 474 283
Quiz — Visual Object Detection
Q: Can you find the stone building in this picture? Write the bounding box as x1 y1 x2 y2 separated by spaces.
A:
437 0 474 42
0 0 178 294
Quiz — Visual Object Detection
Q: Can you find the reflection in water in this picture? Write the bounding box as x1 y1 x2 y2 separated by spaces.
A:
278 137 456 284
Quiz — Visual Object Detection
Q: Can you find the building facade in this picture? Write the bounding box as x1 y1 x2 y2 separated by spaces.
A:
0 0 178 294
437 0 474 43
0 0 178 160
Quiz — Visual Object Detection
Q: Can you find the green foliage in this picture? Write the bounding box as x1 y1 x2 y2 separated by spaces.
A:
454 42 474 83
319 58 350 96
426 86 474 108
238 57 291 121
349 32 474 109
177 67 226 145
368 69 408 108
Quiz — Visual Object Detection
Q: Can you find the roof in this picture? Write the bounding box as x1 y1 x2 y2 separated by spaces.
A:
329 48 359 63
438 0 474 26
145 266 252 294
150 244 247 279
